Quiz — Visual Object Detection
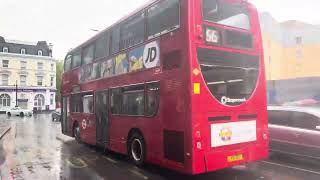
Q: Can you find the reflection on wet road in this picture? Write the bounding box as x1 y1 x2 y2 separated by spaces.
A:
1 114 320 180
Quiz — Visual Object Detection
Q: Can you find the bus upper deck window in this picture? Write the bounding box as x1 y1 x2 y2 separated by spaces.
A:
147 0 180 38
82 44 95 65
202 0 250 30
64 55 72 72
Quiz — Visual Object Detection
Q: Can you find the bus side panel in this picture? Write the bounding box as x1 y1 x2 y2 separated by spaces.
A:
106 0 193 173
148 0 192 173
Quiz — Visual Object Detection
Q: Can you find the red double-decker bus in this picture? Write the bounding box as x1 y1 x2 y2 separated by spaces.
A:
61 0 268 174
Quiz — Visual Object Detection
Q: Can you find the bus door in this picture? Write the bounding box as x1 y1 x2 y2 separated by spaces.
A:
62 96 70 135
82 94 96 145
95 90 110 148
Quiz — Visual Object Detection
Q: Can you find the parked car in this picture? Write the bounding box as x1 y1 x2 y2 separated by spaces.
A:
52 108 61 122
268 106 320 159
6 107 33 117
282 98 319 106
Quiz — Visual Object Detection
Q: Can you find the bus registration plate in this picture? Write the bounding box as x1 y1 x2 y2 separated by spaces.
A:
227 154 243 162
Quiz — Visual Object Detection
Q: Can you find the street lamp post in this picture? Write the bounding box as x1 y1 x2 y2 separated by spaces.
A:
15 80 18 107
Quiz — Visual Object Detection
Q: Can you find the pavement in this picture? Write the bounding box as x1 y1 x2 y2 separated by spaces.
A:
1 114 320 180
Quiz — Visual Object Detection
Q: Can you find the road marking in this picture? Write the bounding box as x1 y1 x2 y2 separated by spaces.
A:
102 156 118 164
0 126 11 140
261 161 320 175
270 149 320 160
66 157 88 169
128 168 148 180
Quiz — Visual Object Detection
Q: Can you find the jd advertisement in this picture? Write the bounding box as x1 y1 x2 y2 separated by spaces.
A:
80 40 160 83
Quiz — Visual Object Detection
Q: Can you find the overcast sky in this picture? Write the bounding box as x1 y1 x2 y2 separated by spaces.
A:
0 0 319 60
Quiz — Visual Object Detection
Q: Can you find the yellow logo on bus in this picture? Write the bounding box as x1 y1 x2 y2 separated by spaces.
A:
219 127 232 142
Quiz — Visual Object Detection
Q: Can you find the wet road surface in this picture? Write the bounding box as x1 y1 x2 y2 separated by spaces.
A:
1 114 320 180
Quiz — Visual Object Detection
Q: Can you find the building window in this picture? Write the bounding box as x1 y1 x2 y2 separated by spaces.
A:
50 77 54 87
51 64 54 71
21 61 27 70
3 47 8 53
1 74 9 86
34 94 45 109
0 94 11 108
50 94 54 105
296 36 302 45
37 62 44 70
20 75 27 86
2 60 9 68
21 48 26 54
37 76 43 86
38 50 43 56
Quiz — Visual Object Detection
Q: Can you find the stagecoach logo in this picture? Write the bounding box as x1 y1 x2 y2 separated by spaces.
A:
219 127 233 142
82 119 87 130
143 41 160 69
221 96 246 105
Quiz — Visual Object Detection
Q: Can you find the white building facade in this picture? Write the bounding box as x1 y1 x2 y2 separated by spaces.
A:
0 37 56 112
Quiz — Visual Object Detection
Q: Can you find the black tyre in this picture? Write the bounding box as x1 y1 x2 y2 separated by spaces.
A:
74 123 81 143
7 112 11 116
20 112 24 117
128 133 146 166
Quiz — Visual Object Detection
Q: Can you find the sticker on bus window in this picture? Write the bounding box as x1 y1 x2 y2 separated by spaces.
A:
114 53 129 75
129 46 144 72
101 59 114 78
143 41 160 69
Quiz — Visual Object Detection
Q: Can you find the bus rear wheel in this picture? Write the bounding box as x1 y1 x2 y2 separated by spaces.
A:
128 133 146 166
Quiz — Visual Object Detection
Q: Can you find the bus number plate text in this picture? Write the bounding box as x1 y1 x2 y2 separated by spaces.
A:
227 154 244 162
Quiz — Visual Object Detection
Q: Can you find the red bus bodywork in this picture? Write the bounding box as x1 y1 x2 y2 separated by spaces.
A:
61 0 268 174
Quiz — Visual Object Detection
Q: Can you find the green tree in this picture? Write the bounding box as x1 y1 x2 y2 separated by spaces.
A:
56 60 64 104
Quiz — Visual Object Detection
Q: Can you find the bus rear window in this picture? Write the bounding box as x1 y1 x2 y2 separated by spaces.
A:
202 0 250 30
197 48 259 106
